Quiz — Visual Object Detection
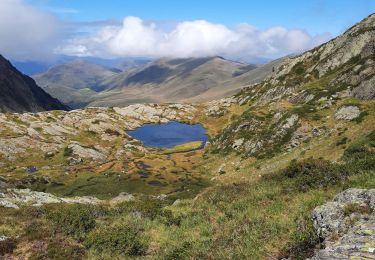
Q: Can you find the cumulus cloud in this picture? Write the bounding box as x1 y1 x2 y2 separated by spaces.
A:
0 0 62 61
57 16 332 61
0 1 331 63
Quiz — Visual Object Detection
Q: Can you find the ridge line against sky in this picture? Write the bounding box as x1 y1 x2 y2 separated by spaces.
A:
1 0 374 62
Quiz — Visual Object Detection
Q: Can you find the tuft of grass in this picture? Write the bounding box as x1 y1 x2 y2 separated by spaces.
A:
343 203 372 216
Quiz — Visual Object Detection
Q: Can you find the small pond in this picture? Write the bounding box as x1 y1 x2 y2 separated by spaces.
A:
127 121 208 148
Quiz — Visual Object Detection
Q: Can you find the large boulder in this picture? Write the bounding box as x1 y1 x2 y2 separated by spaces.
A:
310 189 375 259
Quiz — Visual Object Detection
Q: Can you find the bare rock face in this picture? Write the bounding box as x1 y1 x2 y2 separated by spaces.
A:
352 76 375 100
335 106 361 120
310 189 375 259
0 55 69 113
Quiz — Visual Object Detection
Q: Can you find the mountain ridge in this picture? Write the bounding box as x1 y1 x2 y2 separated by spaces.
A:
0 55 69 113
33 56 263 107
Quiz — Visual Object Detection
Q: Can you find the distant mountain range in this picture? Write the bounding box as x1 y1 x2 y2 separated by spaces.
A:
0 55 69 113
33 60 121 108
12 56 151 76
33 56 284 108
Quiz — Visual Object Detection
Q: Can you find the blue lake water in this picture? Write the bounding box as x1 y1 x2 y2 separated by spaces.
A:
127 121 208 148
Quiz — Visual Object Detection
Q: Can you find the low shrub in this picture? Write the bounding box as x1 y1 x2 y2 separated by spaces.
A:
158 209 182 226
23 220 52 241
30 238 86 260
164 241 193 260
278 158 349 192
47 205 99 241
114 198 166 219
336 137 348 146
84 220 148 256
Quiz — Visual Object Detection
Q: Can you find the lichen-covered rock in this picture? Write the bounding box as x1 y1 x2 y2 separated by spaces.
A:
67 142 107 162
335 106 361 120
0 189 101 209
310 189 375 259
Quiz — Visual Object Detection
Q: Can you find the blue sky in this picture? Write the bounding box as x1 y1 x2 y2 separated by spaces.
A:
29 0 375 36
1 0 374 62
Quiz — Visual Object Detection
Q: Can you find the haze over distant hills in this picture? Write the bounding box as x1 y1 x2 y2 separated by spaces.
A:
33 56 283 108
33 60 121 108
0 55 68 113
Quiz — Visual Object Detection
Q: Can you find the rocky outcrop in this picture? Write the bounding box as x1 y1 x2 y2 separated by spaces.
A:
67 142 108 163
0 189 140 209
114 103 197 123
205 97 238 117
0 103 198 165
0 189 100 209
310 189 375 259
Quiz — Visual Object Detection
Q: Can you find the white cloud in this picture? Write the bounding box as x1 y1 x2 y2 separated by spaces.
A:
57 16 332 61
0 0 61 61
0 0 331 63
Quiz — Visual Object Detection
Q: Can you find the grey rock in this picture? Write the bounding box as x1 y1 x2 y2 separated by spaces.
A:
335 106 361 120
217 164 226 174
310 189 375 259
352 76 375 100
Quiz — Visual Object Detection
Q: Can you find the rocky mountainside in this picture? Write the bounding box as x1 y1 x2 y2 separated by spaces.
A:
33 60 121 108
213 13 375 157
0 55 68 113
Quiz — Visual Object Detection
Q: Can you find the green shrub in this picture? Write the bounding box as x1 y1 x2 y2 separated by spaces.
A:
158 209 182 226
23 220 52 241
63 146 73 157
279 158 349 192
164 241 193 260
353 111 369 123
84 220 148 256
292 61 306 75
30 238 85 260
336 137 348 146
47 205 98 241
343 131 375 161
114 198 166 219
